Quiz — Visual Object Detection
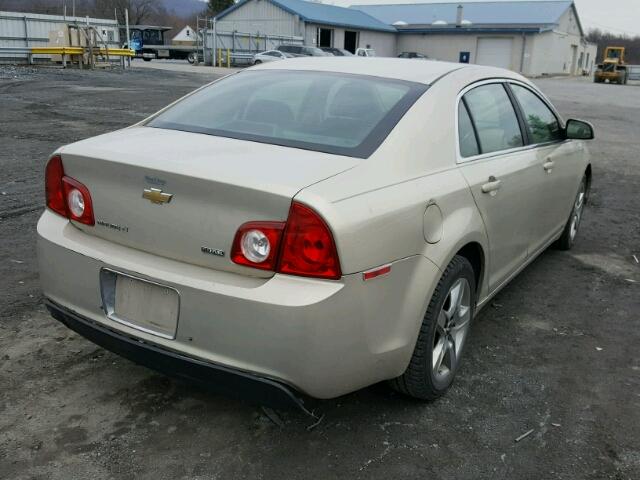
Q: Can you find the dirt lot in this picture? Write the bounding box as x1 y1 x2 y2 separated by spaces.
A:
1 65 639 480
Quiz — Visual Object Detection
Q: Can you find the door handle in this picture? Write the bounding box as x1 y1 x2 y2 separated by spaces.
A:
481 176 502 194
543 159 555 172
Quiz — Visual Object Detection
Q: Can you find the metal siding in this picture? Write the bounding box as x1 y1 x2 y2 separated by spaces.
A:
0 10 120 62
397 33 525 70
216 0 299 37
305 23 395 56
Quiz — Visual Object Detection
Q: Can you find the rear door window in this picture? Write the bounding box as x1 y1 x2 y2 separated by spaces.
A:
458 102 479 157
463 84 524 155
510 84 563 144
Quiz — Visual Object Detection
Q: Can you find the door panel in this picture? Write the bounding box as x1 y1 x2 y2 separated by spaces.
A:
508 83 581 252
530 141 585 251
458 82 536 292
460 151 538 291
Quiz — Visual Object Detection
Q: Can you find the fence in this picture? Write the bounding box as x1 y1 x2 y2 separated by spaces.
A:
0 10 120 64
628 65 640 82
196 17 302 66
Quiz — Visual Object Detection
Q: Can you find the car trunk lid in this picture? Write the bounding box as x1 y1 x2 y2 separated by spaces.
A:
60 127 358 277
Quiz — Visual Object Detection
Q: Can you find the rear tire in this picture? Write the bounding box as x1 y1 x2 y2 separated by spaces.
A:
390 255 476 400
187 52 197 64
556 174 588 250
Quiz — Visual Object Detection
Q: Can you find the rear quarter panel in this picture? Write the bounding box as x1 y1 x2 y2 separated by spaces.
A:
297 71 492 300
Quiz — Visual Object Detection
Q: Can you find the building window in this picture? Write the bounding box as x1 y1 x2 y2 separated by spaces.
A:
316 28 333 48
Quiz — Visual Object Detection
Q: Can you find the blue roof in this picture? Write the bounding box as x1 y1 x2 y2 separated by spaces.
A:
352 1 575 30
217 0 396 32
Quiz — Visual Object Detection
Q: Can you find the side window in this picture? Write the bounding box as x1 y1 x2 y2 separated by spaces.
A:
463 84 523 155
458 101 479 157
510 85 563 144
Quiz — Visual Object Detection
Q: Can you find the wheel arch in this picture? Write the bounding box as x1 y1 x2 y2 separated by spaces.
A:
455 241 485 301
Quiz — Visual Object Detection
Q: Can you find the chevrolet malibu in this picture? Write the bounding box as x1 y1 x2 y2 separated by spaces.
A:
38 58 594 410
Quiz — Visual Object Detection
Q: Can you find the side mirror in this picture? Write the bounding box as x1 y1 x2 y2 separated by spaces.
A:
565 119 594 140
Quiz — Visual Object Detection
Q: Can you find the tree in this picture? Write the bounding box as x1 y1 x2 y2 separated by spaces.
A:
94 0 161 25
208 0 234 17
586 28 640 64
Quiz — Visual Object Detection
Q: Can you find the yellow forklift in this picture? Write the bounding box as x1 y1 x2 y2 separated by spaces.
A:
594 47 628 84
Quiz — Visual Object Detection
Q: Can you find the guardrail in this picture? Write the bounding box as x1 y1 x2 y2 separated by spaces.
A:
0 46 134 56
628 65 640 81
0 45 135 68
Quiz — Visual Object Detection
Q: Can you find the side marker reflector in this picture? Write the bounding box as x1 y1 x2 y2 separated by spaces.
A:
363 265 391 281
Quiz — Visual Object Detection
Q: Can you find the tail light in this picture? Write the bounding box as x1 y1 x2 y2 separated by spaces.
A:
45 155 66 217
278 203 341 279
44 155 95 226
231 221 285 271
231 202 341 280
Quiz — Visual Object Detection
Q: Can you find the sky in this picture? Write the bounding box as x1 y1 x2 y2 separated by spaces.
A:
323 0 640 36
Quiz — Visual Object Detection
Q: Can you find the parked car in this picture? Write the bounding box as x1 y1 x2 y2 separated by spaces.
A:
277 45 328 57
398 52 428 59
38 58 593 410
253 50 293 64
320 47 354 56
355 48 376 57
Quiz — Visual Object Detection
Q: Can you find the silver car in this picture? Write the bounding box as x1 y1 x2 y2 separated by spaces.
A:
252 50 293 65
38 58 593 410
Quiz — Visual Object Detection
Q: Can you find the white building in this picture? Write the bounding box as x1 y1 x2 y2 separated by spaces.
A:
215 0 597 76
215 0 398 57
353 1 598 76
172 25 197 45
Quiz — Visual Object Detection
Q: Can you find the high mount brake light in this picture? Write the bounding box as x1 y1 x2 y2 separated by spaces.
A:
45 155 95 226
231 202 341 280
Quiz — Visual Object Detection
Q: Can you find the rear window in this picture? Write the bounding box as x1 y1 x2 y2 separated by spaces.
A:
147 70 427 158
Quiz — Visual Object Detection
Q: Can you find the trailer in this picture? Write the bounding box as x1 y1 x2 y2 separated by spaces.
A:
123 25 198 63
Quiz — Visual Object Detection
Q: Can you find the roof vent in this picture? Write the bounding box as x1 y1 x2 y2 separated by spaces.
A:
393 20 409 26
461 19 472 26
432 20 448 26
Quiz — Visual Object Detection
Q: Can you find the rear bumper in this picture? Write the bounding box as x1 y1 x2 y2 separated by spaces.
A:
46 299 311 412
37 210 441 399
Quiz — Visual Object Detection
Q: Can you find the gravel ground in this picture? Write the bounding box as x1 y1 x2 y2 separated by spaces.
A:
0 65 638 480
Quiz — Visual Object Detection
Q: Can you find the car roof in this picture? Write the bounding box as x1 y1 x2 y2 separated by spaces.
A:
251 57 519 85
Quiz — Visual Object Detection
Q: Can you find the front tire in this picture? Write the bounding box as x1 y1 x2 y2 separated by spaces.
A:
187 52 197 64
390 255 476 400
253 59 262 65
556 174 588 250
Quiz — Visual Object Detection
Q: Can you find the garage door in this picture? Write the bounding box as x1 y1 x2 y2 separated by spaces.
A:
476 38 513 69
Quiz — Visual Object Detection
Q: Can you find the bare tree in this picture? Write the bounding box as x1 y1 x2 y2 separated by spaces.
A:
587 29 640 64
94 0 160 24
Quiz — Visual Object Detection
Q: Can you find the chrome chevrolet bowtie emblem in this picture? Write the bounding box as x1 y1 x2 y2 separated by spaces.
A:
142 187 173 204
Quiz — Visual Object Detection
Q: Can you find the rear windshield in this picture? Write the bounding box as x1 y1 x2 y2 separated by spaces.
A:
147 70 427 158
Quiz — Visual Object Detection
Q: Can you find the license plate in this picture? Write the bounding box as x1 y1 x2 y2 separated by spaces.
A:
100 269 179 339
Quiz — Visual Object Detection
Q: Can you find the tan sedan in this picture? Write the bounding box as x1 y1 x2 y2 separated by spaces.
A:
37 58 593 410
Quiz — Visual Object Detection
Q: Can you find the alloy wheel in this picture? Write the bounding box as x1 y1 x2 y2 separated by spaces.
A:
432 278 472 386
570 178 587 242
